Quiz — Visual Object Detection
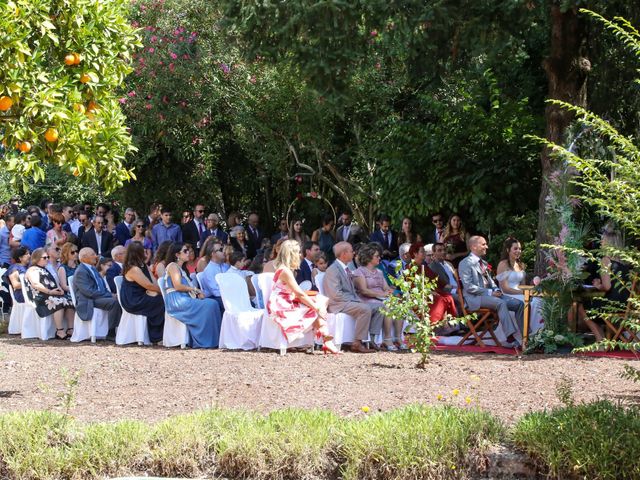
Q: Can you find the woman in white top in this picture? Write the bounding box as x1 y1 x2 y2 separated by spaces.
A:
496 237 543 334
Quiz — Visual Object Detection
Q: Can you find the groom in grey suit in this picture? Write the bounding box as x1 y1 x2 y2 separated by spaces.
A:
73 247 122 339
322 241 380 353
458 236 524 346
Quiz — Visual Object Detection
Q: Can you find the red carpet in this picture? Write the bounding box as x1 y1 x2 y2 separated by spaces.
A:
576 350 640 359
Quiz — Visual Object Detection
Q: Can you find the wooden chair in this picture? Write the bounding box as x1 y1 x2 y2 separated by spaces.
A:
456 278 502 347
603 281 640 344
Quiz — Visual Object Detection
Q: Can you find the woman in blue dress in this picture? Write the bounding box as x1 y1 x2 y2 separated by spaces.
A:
163 242 222 348
121 241 165 343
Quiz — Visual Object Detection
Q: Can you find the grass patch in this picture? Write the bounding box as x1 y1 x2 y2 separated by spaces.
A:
512 400 640 480
339 404 504 480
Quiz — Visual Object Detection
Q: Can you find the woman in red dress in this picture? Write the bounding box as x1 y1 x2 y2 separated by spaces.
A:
407 243 457 323
267 240 340 354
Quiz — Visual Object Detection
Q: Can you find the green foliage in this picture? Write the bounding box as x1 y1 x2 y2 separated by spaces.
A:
0 0 140 193
512 400 640 479
620 364 640 383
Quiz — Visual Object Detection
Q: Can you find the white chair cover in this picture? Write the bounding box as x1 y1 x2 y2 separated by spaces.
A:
251 274 263 308
158 276 189 348
113 275 150 346
7 281 26 335
216 272 264 350
0 266 7 323
20 274 56 340
298 280 312 291
315 272 356 348
189 272 199 288
68 275 110 343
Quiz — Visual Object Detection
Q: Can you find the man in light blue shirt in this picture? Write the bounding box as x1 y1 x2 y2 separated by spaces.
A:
151 208 182 250
200 239 229 312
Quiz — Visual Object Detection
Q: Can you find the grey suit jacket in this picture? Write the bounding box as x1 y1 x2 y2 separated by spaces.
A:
458 254 497 311
336 224 367 244
322 261 360 310
72 263 112 321
428 260 456 293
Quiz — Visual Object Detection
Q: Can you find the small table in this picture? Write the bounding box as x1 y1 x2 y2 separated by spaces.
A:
519 285 536 349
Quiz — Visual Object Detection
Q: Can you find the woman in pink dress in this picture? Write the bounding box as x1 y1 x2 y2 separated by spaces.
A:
267 240 340 354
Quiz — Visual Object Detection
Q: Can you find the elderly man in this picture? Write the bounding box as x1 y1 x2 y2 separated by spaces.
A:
323 241 383 353
458 236 524 346
200 213 228 245
73 248 122 340
106 245 126 293
245 212 263 259
81 216 114 257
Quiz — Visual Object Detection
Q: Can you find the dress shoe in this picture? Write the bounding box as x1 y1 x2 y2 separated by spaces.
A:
350 341 375 353
367 341 381 351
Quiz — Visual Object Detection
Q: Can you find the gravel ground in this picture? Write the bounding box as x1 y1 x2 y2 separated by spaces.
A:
0 335 638 424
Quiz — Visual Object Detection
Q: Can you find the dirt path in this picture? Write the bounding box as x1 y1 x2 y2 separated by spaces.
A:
1 336 638 424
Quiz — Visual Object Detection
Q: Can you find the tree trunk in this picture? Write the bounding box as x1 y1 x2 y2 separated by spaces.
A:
534 2 591 274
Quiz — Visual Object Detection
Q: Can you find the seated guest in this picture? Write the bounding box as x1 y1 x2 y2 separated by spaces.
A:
73 248 122 339
323 241 381 353
459 236 524 346
288 218 309 249
295 241 320 287
98 257 113 287
353 243 406 351
311 214 336 264
407 243 457 325
229 225 248 255
398 216 422 245
228 251 256 298
4 247 30 303
424 244 434 264
200 213 228 246
150 240 173 280
81 216 114 257
115 208 136 246
46 213 68 247
57 242 79 294
184 243 198 274
120 242 165 343
442 214 470 268
106 246 126 293
268 240 339 353
429 242 461 314
21 214 47 252
311 252 328 286
263 238 286 273
336 210 367 245
164 242 223 348
200 238 229 308
125 220 153 263
369 214 398 261
25 248 75 340
151 208 182 251
196 237 218 273
496 237 543 334
271 218 289 244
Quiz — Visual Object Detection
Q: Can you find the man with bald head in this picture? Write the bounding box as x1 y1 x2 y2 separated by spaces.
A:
73 247 122 340
458 235 524 346
106 245 126 293
323 241 384 353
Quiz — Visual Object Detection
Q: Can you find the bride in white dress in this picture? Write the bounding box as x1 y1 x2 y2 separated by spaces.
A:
495 238 543 334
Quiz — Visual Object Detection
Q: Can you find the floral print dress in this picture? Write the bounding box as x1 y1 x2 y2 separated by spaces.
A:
25 266 73 317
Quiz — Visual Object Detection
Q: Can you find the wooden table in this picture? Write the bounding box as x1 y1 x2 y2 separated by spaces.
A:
519 285 535 349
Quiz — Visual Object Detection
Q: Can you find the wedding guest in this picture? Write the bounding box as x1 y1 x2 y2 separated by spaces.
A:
196 236 217 273
288 218 310 249
106 246 126 293
25 248 75 339
369 214 398 261
80 216 114 257
151 240 173 280
57 242 79 294
200 213 228 246
268 240 339 353
21 214 47 252
164 242 223 348
4 247 30 303
311 214 336 264
442 214 469 268
115 208 136 246
152 208 182 250
271 218 289 244
184 243 198 275
230 225 248 255
180 210 192 225
199 238 229 309
10 212 28 248
245 212 263 259
125 221 153 265
352 243 405 351
263 238 286 273
398 216 422 245
182 204 206 249
336 210 367 245
120 241 165 343
295 240 320 286
227 211 241 231
311 253 328 286
431 213 445 243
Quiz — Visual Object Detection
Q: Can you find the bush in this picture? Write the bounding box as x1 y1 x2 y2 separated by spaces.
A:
512 400 640 480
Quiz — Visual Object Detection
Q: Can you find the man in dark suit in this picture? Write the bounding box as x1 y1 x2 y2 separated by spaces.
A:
295 241 320 288
73 247 122 340
428 242 462 315
336 211 367 245
80 216 114 257
106 246 125 293
369 214 398 261
270 218 289 244
245 212 263 259
182 204 206 249
431 212 445 244
200 213 228 246
114 208 136 246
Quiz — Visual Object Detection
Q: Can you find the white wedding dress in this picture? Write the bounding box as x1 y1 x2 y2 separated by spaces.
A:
496 269 543 334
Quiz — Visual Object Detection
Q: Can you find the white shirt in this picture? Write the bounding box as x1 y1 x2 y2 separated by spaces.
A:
342 225 351 241
69 218 81 235
11 224 25 241
95 231 103 255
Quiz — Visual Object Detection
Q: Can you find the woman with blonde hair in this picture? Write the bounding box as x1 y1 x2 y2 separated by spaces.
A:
267 240 340 354
263 238 286 273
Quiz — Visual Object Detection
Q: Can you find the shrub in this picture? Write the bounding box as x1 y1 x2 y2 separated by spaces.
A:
512 400 640 479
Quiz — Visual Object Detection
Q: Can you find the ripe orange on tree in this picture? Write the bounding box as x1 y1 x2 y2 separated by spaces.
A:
79 73 91 83
0 96 13 111
18 141 31 153
73 53 81 65
44 128 59 142
64 54 76 66
87 101 98 112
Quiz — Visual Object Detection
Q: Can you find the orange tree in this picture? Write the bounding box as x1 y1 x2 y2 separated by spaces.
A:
0 0 140 193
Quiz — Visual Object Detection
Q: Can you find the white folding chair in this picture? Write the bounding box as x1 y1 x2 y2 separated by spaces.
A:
7 282 26 335
316 272 357 349
20 274 56 340
0 267 7 323
251 274 264 308
158 276 189 349
68 275 109 343
113 276 150 346
216 272 264 350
